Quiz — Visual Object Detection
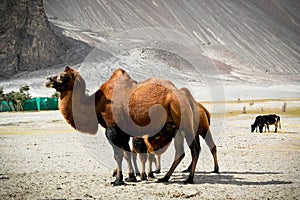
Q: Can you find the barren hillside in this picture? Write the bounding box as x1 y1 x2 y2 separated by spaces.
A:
1 0 299 100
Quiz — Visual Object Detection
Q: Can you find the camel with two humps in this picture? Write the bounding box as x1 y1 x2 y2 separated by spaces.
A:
44 66 200 185
131 88 219 180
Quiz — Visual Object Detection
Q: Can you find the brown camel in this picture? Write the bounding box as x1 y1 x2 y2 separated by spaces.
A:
44 66 200 185
180 88 219 174
132 88 219 180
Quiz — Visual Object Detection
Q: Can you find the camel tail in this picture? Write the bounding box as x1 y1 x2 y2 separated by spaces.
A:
199 103 211 125
204 106 211 125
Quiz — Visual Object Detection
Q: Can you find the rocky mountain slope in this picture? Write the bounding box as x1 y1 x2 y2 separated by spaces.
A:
0 0 91 79
44 0 300 76
0 0 65 78
0 0 299 100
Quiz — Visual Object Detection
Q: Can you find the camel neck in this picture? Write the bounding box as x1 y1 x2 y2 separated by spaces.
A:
58 88 103 133
58 90 75 129
59 90 73 100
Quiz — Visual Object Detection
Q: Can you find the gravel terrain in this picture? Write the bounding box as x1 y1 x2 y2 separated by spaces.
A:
0 109 299 199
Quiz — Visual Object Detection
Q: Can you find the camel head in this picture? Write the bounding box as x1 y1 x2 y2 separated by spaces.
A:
44 66 86 92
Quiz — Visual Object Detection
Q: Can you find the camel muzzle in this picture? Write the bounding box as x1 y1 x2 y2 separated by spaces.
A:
44 76 58 88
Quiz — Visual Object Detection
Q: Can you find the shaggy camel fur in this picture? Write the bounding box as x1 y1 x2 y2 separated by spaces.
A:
132 88 219 179
45 66 200 185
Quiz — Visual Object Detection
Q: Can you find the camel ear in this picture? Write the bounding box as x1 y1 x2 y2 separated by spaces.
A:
64 66 71 71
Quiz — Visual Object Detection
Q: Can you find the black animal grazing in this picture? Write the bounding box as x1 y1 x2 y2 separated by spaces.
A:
259 114 281 133
251 114 281 133
251 115 262 132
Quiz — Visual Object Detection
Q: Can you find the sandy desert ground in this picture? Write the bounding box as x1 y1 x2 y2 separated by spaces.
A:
0 101 300 200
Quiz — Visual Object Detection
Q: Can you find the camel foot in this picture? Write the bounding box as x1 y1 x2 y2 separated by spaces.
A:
125 173 137 182
125 177 137 182
153 169 161 174
140 172 147 181
148 172 156 179
182 168 190 173
135 172 141 177
112 169 117 177
184 177 194 184
157 176 169 183
111 179 125 186
212 166 219 174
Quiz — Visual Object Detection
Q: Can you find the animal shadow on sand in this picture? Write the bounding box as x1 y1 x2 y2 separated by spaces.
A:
154 171 292 186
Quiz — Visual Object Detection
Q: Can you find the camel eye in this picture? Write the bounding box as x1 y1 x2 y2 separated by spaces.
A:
60 75 70 82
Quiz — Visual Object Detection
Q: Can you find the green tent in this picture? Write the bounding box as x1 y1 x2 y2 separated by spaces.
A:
0 98 58 112
0 101 15 112
23 97 58 111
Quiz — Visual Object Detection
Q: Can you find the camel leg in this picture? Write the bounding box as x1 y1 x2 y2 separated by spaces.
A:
105 127 136 185
132 150 140 177
139 153 147 180
211 146 219 173
122 143 137 182
184 133 200 184
147 153 156 178
153 154 161 174
157 132 185 183
105 127 125 186
204 129 219 173
111 145 125 186
184 129 221 173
